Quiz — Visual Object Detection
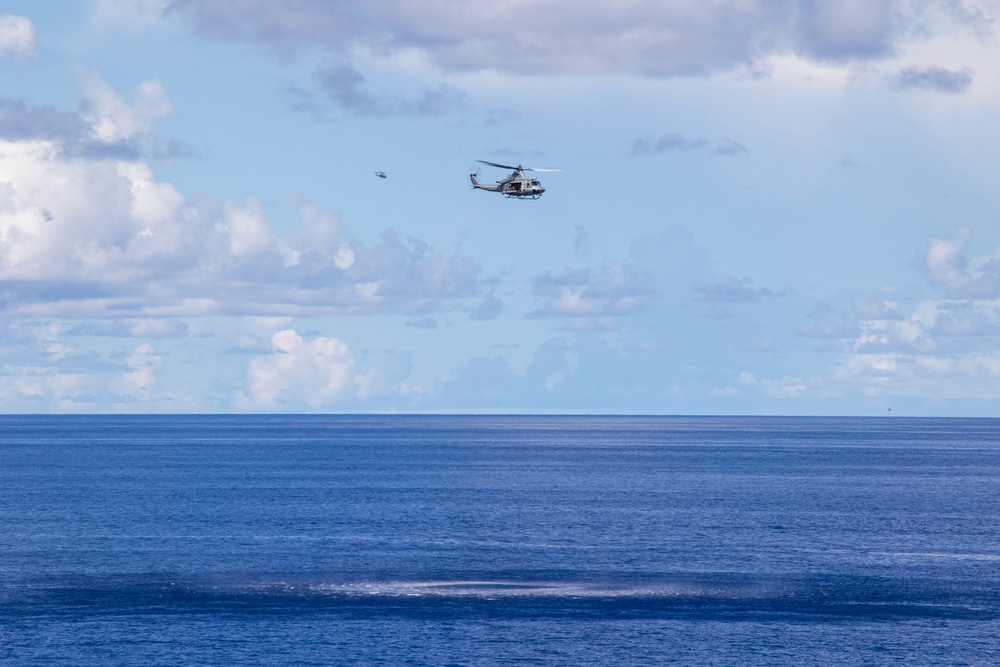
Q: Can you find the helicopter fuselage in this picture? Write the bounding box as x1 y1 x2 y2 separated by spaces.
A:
470 169 545 198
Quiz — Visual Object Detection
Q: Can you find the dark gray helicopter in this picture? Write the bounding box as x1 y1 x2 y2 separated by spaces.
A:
470 160 559 199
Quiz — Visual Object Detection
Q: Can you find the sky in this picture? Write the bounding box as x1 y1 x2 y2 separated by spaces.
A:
2 1 1000 415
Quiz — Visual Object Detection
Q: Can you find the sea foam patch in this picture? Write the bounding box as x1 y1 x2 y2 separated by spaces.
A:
221 578 784 601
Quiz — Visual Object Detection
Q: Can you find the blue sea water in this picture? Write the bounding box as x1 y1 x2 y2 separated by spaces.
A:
1 415 999 665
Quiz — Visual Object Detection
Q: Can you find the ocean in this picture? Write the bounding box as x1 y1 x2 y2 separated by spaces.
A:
2 415 998 665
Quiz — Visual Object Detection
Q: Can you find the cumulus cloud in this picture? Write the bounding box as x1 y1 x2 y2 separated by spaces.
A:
73 65 174 142
222 197 287 259
918 229 1000 299
819 293 1000 364
0 14 35 60
0 69 178 161
0 319 207 411
0 366 85 410
801 296 902 339
892 65 974 93
239 329 358 408
151 1 969 79
828 346 1000 400
807 231 1000 401
528 265 653 328
0 76 482 319
0 98 141 160
116 343 162 399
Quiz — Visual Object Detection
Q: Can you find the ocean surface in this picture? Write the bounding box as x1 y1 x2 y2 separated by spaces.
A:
2 415 999 665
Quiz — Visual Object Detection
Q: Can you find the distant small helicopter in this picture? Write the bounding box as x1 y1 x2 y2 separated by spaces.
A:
470 160 559 199
375 171 388 179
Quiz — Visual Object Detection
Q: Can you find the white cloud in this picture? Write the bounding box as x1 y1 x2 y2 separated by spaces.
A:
763 375 809 398
73 65 174 142
810 230 1000 401
221 197 290 260
0 14 35 60
159 0 993 79
529 265 653 322
918 229 1000 299
116 342 162 399
829 348 1000 399
290 201 353 269
0 138 156 283
239 329 358 409
1 369 84 408
0 76 482 319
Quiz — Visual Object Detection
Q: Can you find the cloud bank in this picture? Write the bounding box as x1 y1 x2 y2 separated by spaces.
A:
142 1 986 78
804 231 1000 401
0 75 482 319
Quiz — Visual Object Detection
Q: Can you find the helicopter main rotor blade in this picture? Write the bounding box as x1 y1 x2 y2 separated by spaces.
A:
476 160 521 171
476 160 562 173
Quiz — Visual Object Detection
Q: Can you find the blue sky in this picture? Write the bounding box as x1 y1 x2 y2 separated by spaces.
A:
2 1 1000 414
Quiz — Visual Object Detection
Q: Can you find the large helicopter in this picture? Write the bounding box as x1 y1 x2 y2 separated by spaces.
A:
470 160 559 199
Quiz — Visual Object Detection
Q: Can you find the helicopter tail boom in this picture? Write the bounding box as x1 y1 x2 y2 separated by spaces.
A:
470 171 499 192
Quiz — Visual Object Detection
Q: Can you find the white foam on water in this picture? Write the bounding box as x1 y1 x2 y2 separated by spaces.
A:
228 579 782 600
319 581 606 598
